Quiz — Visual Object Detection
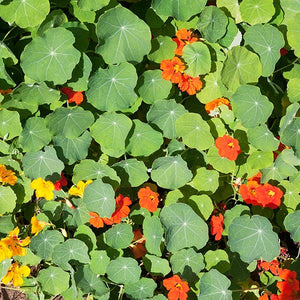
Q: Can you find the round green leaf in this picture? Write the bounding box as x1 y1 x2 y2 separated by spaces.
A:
105 223 134 249
113 159 149 187
216 0 242 22
280 118 300 157
223 205 250 235
83 179 115 218
0 109 22 140
78 0 109 11
22 146 64 179
248 151 273 170
218 17 238 48
244 24 285 77
90 250 110 275
86 62 138 112
148 36 177 64
106 257 141 284
0 0 50 28
287 78 300 103
204 249 230 273
21 27 81 84
221 46 262 92
46 107 94 139
37 266 70 296
0 186 16 215
231 85 273 128
151 156 193 190
30 230 64 260
126 120 163 157
147 99 187 139
20 117 52 152
143 216 164 257
247 125 280 152
160 203 209 252
284 211 300 242
281 180 300 210
52 239 90 269
152 0 207 21
137 70 172 104
90 112 132 158
182 42 211 76
175 113 214 151
96 6 151 64
228 215 280 263
74 224 97 252
125 278 157 300
198 269 232 300
240 0 275 25
143 255 171 277
197 6 228 43
189 167 219 193
189 195 214 221
286 17 300 57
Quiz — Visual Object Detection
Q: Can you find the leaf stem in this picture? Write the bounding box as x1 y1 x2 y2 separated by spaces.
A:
1 26 16 42
273 58 299 74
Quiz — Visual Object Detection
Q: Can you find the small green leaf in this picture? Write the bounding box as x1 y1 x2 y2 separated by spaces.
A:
90 250 110 275
0 260 11 281
284 211 300 242
287 78 300 103
189 167 219 193
189 195 214 221
0 186 16 215
223 205 250 235
0 109 22 140
143 254 171 277
280 118 300 157
247 151 274 170
204 249 230 273
148 36 177 63
286 16 300 57
105 223 134 249
78 0 109 11
125 278 157 300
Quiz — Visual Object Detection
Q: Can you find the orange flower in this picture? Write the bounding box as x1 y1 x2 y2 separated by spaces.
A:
205 97 231 113
173 29 198 56
0 164 17 186
88 212 104 228
215 135 241 161
0 89 12 96
163 275 190 300
30 215 48 236
210 214 224 241
277 269 300 299
239 180 260 206
256 183 283 209
160 57 185 83
257 259 282 276
54 172 68 191
61 87 84 105
248 172 262 183
129 229 146 259
177 74 203 95
1 262 30 287
2 227 30 257
138 186 159 213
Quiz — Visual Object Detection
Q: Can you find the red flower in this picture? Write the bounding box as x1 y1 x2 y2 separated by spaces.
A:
54 172 68 191
256 183 283 209
277 269 300 299
280 48 288 56
160 57 185 83
61 87 84 105
177 74 203 95
257 259 282 276
248 172 262 184
173 28 198 56
88 212 104 228
138 186 159 213
215 135 241 161
210 214 224 241
163 275 190 300
239 181 260 206
273 137 290 160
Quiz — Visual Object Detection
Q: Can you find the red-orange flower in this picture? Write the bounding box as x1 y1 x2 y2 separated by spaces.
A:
257 259 282 276
61 87 84 105
178 74 202 95
163 275 190 300
210 214 224 241
0 89 12 96
239 180 260 206
173 28 198 56
88 212 104 228
160 57 185 83
277 269 300 299
129 229 146 259
205 97 231 113
215 135 241 161
273 137 290 160
256 183 283 209
248 172 262 184
54 172 68 191
138 186 159 213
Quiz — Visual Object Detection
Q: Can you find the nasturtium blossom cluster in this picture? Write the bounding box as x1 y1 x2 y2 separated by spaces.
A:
68 180 93 198
0 164 17 186
215 135 241 161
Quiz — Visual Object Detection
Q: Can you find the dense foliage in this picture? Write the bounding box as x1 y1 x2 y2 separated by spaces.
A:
0 0 299 299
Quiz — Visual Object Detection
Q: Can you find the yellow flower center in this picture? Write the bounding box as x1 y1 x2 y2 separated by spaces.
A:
228 142 234 148
268 190 275 197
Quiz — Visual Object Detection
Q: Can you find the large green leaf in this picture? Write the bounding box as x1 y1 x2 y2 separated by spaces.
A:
90 112 132 158
231 85 273 128
189 167 219 193
197 6 228 43
221 46 262 92
152 0 207 21
286 17 300 57
151 156 193 190
240 0 275 25
0 0 50 28
21 27 81 84
198 269 232 300
82 179 115 217
228 215 280 263
20 117 52 152
96 6 151 64
78 0 109 11
22 146 64 179
0 186 16 215
182 42 211 76
46 107 94 139
160 203 209 252
137 70 172 104
147 99 187 139
175 113 214 150
86 62 138 111
244 24 285 77
0 109 22 140
284 211 300 242
125 278 157 300
105 223 134 249
106 257 141 284
37 266 70 296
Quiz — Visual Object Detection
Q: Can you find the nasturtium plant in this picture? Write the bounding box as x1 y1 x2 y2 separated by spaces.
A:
0 0 299 299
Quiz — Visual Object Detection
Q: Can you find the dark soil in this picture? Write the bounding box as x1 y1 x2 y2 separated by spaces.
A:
0 286 28 300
